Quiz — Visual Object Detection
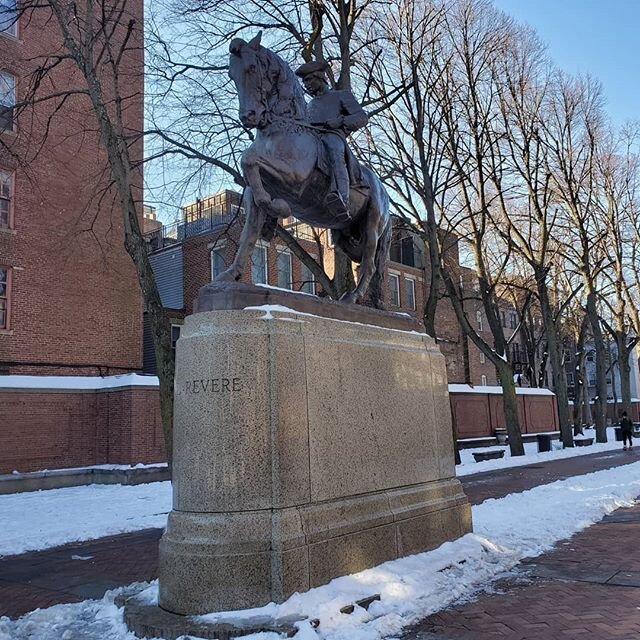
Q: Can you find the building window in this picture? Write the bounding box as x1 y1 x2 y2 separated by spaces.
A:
510 312 517 329
476 310 483 331
277 250 292 289
0 267 10 329
210 248 226 281
567 372 574 385
501 311 506 327
389 273 400 306
481 374 487 386
171 324 181 350
0 71 15 131
404 277 416 311
479 351 486 364
512 342 520 363
0 169 12 227
299 262 315 294
0 1 17 37
251 245 268 284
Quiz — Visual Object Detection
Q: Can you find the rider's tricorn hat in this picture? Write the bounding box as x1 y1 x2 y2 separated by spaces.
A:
295 60 330 77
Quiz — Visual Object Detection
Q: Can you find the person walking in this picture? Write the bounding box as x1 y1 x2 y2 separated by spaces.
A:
620 411 633 450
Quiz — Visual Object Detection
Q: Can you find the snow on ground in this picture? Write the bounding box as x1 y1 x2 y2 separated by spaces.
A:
0 426 629 557
2 462 640 640
0 482 172 557
456 426 623 476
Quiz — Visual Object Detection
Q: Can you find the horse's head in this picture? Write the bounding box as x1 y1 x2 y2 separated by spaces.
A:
229 33 307 129
229 33 269 129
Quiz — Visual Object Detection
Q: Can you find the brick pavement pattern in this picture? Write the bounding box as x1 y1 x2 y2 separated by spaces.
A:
0 447 638 622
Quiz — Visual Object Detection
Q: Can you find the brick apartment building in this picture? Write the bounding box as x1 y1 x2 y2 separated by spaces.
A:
0 1 164 473
144 190 504 389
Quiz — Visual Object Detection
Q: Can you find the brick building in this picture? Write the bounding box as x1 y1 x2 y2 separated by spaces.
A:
0 1 163 474
145 189 505 387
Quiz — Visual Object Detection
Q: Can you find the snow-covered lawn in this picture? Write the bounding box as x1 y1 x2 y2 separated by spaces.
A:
1 461 639 640
0 426 630 558
0 482 172 557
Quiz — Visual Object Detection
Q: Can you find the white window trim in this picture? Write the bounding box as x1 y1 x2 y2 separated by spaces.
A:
476 310 483 331
276 247 293 289
210 247 226 281
404 276 416 311
389 273 400 307
251 244 268 284
0 70 16 132
481 374 487 386
479 351 486 364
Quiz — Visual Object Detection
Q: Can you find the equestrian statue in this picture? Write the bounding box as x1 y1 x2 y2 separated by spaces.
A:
216 32 391 304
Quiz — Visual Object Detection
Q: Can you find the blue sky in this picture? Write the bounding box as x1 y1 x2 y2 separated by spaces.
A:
493 0 639 127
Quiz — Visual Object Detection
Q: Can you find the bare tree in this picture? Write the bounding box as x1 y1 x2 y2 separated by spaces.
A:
543 73 609 442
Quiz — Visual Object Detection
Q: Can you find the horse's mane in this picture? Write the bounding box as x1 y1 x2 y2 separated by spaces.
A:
257 46 308 122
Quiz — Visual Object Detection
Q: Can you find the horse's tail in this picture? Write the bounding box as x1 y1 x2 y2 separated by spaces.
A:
368 211 392 308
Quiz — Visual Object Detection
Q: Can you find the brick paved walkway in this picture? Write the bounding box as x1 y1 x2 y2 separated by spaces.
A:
0 446 638 621
403 501 640 640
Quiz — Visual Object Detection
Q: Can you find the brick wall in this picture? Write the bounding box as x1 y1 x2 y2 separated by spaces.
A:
450 390 559 439
0 384 162 474
0 3 144 376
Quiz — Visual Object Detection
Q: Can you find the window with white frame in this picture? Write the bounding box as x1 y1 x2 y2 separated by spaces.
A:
481 374 487 386
299 262 315 294
0 267 10 329
0 71 15 131
0 169 12 227
479 351 486 364
389 273 400 306
0 1 17 37
210 248 226 281
476 309 483 331
510 312 517 329
251 245 268 284
404 277 416 310
277 249 292 289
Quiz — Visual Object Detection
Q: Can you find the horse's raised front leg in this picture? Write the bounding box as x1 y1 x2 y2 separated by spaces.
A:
215 187 264 282
242 147 272 209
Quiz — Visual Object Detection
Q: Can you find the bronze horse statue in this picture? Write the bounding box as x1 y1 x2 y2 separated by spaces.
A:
216 33 391 304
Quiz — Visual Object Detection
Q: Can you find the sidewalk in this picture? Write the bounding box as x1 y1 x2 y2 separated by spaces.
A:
0 447 638 621
403 501 640 639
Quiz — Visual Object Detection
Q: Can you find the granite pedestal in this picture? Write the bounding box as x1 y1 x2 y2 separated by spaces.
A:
158 284 472 615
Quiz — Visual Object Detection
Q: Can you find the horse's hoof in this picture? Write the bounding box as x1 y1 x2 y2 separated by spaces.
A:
339 292 358 305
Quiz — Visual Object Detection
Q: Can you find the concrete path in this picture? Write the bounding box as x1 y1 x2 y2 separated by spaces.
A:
0 446 638 622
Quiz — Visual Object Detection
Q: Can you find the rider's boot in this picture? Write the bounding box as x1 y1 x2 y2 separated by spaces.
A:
325 170 351 223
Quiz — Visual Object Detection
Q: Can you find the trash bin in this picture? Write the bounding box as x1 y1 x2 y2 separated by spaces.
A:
615 427 624 442
537 434 552 452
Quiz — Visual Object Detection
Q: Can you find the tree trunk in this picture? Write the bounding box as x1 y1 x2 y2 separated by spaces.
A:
537 277 573 447
497 360 525 456
586 290 608 442
333 250 356 298
617 335 632 418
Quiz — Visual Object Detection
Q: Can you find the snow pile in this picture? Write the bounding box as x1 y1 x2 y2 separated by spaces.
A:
0 482 172 557
2 462 639 640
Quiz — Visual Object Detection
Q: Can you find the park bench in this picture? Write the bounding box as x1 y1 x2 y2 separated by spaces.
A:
472 449 506 463
536 431 561 452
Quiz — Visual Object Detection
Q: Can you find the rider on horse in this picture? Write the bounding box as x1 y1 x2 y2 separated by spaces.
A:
295 60 368 222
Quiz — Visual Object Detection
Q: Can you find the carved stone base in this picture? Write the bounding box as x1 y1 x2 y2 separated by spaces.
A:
159 295 472 615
